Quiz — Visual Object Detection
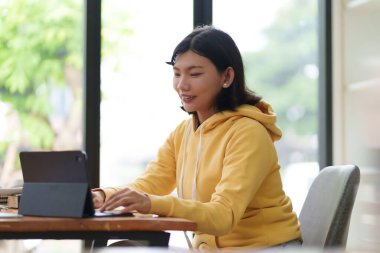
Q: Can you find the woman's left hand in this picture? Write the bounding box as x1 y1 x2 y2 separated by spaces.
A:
99 187 151 214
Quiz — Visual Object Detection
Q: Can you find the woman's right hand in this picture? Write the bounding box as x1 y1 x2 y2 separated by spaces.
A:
92 190 106 209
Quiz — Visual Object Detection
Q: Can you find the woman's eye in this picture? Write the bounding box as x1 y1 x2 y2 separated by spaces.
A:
190 73 202 77
174 73 180 77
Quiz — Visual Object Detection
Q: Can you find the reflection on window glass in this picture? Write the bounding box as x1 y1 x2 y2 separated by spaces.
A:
214 0 319 213
0 0 84 188
101 0 192 187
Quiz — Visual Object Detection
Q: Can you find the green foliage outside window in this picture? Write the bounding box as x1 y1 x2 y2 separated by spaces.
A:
0 0 83 186
0 0 132 187
245 0 317 134
244 0 318 165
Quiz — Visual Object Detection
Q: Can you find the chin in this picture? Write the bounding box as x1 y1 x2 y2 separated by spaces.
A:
183 106 194 112
182 107 196 115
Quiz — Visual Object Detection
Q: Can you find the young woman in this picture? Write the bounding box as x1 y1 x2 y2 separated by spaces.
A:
92 25 302 250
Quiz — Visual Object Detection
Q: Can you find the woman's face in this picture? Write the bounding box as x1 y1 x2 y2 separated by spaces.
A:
173 50 225 123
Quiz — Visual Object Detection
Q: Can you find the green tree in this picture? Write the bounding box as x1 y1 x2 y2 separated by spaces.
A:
0 0 132 187
0 0 84 186
0 0 81 145
0 0 131 184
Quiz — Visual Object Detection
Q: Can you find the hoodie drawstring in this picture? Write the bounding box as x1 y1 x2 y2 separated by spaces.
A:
178 122 191 199
192 127 202 200
178 121 203 250
178 121 203 200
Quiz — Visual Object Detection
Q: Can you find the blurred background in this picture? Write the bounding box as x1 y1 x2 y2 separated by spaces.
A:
1 0 379 252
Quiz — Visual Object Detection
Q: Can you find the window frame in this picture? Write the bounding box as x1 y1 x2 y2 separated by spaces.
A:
84 0 330 188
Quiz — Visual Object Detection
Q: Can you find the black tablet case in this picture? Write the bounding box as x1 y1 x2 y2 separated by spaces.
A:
18 150 95 218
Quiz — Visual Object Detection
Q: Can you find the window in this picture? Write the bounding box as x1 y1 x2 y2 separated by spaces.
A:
100 0 192 186
0 0 84 250
0 0 84 188
214 0 319 213
0 0 322 250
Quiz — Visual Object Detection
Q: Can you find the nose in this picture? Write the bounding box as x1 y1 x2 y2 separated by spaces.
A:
174 76 190 91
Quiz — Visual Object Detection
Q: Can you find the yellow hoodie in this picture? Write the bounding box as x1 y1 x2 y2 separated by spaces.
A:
102 101 301 249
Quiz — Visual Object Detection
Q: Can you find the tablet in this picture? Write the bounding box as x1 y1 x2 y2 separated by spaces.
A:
19 150 133 218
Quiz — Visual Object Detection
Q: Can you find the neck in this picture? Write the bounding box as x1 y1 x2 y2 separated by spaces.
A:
194 114 201 129
196 109 217 126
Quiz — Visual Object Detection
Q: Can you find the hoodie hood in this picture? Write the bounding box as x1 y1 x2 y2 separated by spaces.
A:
194 101 282 141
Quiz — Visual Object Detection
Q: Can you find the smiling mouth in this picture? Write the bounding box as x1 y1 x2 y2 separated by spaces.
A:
181 95 195 103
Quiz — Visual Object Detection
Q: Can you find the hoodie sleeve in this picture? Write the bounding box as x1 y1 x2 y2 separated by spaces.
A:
148 120 277 235
126 131 177 195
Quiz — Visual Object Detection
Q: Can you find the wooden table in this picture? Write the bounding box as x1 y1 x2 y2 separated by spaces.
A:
0 212 197 247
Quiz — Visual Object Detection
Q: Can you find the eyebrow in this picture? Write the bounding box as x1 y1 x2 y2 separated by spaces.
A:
173 65 204 71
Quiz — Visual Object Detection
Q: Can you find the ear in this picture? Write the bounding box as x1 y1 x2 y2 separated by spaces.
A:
222 67 235 88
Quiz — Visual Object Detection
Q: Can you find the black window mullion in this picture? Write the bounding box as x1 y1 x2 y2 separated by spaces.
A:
318 0 333 169
84 0 101 188
193 0 212 28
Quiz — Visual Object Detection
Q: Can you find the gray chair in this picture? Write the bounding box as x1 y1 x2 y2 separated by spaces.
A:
299 165 360 249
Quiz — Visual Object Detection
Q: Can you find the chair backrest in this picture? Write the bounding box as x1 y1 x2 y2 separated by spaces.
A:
299 165 360 249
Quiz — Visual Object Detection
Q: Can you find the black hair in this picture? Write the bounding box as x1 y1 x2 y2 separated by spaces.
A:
168 25 261 113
